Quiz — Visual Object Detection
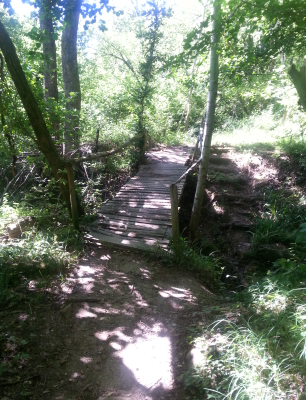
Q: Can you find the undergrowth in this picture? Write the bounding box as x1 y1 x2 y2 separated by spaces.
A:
0 191 79 305
184 223 306 399
183 112 306 399
252 188 306 249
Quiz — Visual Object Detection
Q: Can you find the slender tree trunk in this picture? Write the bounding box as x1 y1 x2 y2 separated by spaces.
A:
184 1 208 133
39 0 59 138
189 0 221 242
0 53 17 176
288 64 306 112
61 0 82 155
40 1 58 103
0 19 71 209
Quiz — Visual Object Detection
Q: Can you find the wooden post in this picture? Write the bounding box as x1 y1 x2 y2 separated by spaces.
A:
66 163 79 231
170 183 180 248
148 135 152 150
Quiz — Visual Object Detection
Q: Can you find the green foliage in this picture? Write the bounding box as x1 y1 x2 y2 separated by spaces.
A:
277 137 306 178
185 255 306 399
0 187 79 304
252 188 306 248
0 232 73 303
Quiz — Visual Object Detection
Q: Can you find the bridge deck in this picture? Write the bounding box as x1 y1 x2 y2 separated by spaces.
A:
88 146 191 250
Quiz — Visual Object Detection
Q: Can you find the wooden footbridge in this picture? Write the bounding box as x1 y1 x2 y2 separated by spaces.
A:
88 146 191 250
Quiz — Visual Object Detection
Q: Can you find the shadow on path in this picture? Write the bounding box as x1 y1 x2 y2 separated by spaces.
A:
40 245 217 400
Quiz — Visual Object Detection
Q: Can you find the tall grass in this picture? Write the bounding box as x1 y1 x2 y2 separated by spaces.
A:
185 272 306 399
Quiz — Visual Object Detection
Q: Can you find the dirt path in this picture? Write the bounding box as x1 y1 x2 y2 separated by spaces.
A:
2 245 218 400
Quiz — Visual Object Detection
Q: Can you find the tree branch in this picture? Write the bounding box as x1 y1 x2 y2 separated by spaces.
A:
107 50 143 87
70 134 143 164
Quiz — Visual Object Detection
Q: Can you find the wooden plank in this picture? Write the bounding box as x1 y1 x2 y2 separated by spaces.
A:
129 176 186 180
98 209 172 218
103 199 172 206
129 176 186 181
99 211 172 220
122 180 185 185
96 219 170 231
101 203 172 210
87 231 168 251
97 213 172 222
116 189 184 196
121 184 179 189
111 194 171 200
114 192 170 197
117 188 184 194
92 226 168 239
96 227 169 239
95 219 169 231
96 214 172 226
91 228 169 243
118 186 174 190
119 185 184 191
97 213 172 225
122 178 185 183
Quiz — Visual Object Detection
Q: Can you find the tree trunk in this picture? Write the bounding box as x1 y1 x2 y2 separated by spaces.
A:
0 19 71 209
61 0 82 155
288 64 306 112
183 1 208 133
189 0 221 242
0 53 17 176
39 0 59 138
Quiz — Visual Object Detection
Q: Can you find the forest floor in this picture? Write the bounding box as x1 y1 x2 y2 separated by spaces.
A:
0 144 298 400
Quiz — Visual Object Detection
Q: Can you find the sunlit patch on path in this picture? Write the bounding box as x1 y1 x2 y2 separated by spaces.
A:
118 329 173 390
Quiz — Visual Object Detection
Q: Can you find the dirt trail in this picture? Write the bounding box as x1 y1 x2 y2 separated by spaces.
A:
5 246 218 400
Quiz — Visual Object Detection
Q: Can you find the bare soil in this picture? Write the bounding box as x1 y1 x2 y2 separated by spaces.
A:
1 246 221 400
